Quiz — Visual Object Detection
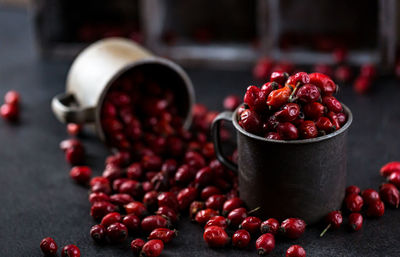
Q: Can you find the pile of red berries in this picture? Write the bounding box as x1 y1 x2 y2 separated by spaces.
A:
0 90 20 121
40 237 80 257
239 71 347 140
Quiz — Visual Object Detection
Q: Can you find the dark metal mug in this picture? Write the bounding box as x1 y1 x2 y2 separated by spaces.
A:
212 104 353 224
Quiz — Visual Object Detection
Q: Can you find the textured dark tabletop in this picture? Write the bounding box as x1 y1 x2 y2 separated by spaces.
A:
1 7 400 257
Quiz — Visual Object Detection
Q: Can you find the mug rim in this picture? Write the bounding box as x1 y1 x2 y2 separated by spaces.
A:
232 102 353 144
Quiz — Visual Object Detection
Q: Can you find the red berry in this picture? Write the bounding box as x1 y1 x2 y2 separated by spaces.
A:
275 103 300 122
227 207 247 227
203 226 230 248
4 90 20 105
89 192 110 204
256 233 275 255
61 244 80 257
174 164 195 186
90 201 117 220
315 117 335 132
353 76 371 95
67 123 82 136
366 199 385 217
345 194 364 212
65 146 85 165
109 193 133 206
90 224 106 243
69 166 91 184
205 216 228 229
334 65 352 83
149 228 177 243
296 84 320 103
280 218 306 239
141 215 170 233
387 170 400 188
141 155 162 171
127 163 143 180
277 122 299 140
303 102 325 120
260 218 280 234
101 212 122 228
119 180 141 197
40 237 58 256
299 120 318 139
286 245 306 257
205 194 227 211
265 132 281 140
360 64 377 79
155 206 178 224
106 222 128 243
141 239 164 257
223 95 241 111
361 189 380 205
322 96 343 113
158 192 179 211
309 73 337 96
240 216 262 234
122 214 141 231
286 72 310 86
270 71 289 85
185 151 206 169
201 186 222 200
124 201 148 217
195 167 214 186
0 103 18 121
320 210 342 237
189 201 205 219
379 183 400 208
348 213 363 232
232 229 251 249
239 109 262 134
333 47 348 63
195 208 219 224
60 138 84 152
177 187 198 210
380 161 400 177
222 197 244 215
130 238 145 255
253 58 274 81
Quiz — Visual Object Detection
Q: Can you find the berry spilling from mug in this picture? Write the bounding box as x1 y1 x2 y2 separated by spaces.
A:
238 72 348 140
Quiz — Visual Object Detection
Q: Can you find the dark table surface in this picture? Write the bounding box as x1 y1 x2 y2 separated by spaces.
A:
1 7 400 257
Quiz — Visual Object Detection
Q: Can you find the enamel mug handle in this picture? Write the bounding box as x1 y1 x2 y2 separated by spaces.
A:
211 111 238 172
51 93 95 124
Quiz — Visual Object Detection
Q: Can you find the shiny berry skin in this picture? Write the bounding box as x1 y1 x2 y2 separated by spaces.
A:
256 233 275 255
335 65 352 83
127 163 143 180
174 164 194 185
253 58 273 81
90 201 117 220
299 120 318 139
286 245 306 257
0 103 18 121
380 161 400 177
141 215 170 233
366 199 385 217
244 86 267 113
239 109 261 134
106 222 128 243
110 193 133 206
60 138 84 152
348 213 363 232
345 194 364 212
240 216 262 234
4 90 20 105
353 76 371 95
303 102 325 120
379 183 400 208
387 170 400 188
206 194 227 211
309 73 336 96
122 214 141 231
69 166 92 184
189 201 205 219
67 123 82 136
201 186 222 200
275 103 300 122
322 96 342 113
141 155 162 171
158 192 179 211
205 216 228 229
101 212 122 228
296 84 320 103
265 132 281 140
346 185 361 196
222 197 244 215
203 226 230 248
89 192 110 204
195 208 219 224
124 201 148 217
286 72 310 86
223 95 241 111
65 146 85 165
267 86 292 109
119 180 141 197
260 218 280 234
336 112 347 126
327 111 340 129
90 224 106 243
277 122 298 140
149 228 177 243
280 218 306 239
315 117 335 132
40 237 58 256
361 189 380 205
141 239 164 257
270 71 289 85
130 238 145 255
195 167 214 186
61 244 80 257
143 191 159 210
232 229 251 249
156 206 178 224
185 151 206 169
320 210 342 237
177 187 198 210
227 207 248 227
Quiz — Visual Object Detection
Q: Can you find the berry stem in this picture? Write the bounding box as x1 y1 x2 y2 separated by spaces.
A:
320 223 331 237
248 206 260 215
289 82 301 102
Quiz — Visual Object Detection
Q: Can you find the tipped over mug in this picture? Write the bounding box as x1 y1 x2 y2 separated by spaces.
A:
211 104 353 224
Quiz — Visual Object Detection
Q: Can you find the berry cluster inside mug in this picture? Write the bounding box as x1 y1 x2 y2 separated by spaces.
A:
238 72 347 140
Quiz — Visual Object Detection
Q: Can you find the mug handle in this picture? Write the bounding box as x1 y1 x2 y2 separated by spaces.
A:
51 93 95 124
211 111 238 172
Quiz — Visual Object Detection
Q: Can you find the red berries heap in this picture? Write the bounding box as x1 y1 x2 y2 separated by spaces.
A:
40 237 80 257
239 72 347 140
0 90 20 121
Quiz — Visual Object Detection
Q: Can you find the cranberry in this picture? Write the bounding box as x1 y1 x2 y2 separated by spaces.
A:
148 228 177 244
0 103 18 121
361 189 380 205
280 218 306 239
227 207 247 227
141 239 164 257
334 65 352 83
90 201 117 220
102 166 123 182
380 161 400 177
201 186 222 200
131 238 145 254
379 183 400 208
309 73 337 96
91 182 111 195
387 170 400 188
315 117 335 132
119 180 141 197
223 95 241 111
304 102 325 120
222 197 244 215
253 57 274 81
126 163 143 180
69 166 91 184
177 187 197 210
161 159 178 176
142 181 154 193
348 213 363 232
89 192 110 204
101 212 122 228
244 86 268 113
296 84 320 103
40 237 58 256
121 214 140 232
124 201 148 217
336 112 347 126
106 222 128 243
299 120 318 139
327 111 340 129
277 122 298 140
205 216 228 229
275 103 300 122
205 194 227 211
270 71 289 85
143 191 159 210
265 132 281 140
260 218 280 234
366 199 385 217
240 216 262 234
346 185 361 196
232 229 251 249
90 224 106 243
174 164 195 185
286 245 306 257
65 146 85 165
141 155 162 171
156 206 178 224
320 210 342 237
239 109 262 134
195 167 214 186
141 215 170 233
345 194 364 212
203 226 230 248
286 72 310 86
109 193 133 206
61 244 80 257
261 82 280 97
189 201 205 220
158 192 179 211
256 233 275 255
194 208 219 224
185 151 206 169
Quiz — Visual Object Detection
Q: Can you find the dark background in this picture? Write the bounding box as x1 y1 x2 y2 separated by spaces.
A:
1 7 400 257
